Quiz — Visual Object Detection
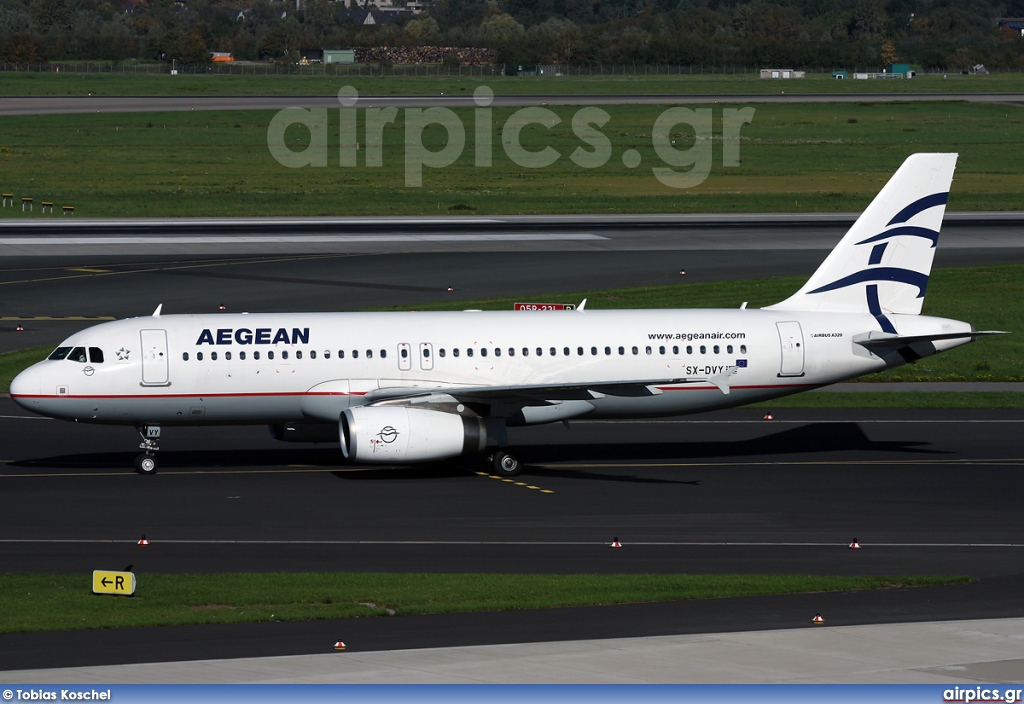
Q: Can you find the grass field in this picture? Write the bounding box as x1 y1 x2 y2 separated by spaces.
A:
1 70 1022 97
0 572 967 633
1 100 1022 217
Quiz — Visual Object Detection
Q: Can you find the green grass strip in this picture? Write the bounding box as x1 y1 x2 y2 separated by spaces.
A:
1 71 1022 97
0 572 969 633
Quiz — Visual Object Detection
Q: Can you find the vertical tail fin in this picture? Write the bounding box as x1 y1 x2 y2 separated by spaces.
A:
766 153 957 328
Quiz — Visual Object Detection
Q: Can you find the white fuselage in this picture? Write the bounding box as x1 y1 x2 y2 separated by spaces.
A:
10 308 973 427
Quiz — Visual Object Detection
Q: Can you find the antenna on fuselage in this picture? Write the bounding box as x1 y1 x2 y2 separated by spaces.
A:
152 304 163 317
577 299 587 311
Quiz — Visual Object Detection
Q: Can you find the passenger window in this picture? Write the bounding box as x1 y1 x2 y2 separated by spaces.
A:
225 351 232 360
48 347 72 361
366 350 372 359
481 348 488 357
604 346 611 355
549 347 556 356
296 351 303 360
254 351 260 360
508 348 515 357
686 345 693 354
380 349 386 359
240 351 246 360
563 347 570 356
211 352 218 361
523 348 529 356
89 348 104 363
673 346 679 355
268 351 275 360
197 352 204 361
467 349 474 357
713 345 720 354
453 349 460 357
727 345 733 354
310 350 316 359
401 348 409 358
352 350 358 359
646 346 652 355
700 345 706 354
183 352 189 361
740 344 747 354
632 346 638 355
69 347 87 363
537 347 543 356
618 346 625 355
439 348 446 358
591 347 597 355
282 351 289 360
494 348 501 357
324 350 330 359
577 347 584 356
659 346 666 355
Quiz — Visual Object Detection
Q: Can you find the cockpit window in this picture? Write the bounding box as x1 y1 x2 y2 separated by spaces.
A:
68 347 88 363
89 348 104 364
48 347 72 361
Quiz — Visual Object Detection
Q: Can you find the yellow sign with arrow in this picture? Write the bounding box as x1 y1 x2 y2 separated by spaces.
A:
92 570 136 596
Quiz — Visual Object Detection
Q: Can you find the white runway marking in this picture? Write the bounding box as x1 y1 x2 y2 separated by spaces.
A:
0 539 1020 547
0 233 606 245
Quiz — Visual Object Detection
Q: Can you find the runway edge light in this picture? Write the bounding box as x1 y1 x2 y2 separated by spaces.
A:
138 534 149 546
610 537 622 548
849 538 861 549
333 640 346 651
812 614 824 624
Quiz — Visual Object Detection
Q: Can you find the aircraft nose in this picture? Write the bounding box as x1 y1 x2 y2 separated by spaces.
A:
9 365 41 409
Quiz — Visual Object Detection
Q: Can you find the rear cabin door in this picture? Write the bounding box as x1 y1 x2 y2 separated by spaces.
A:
776 321 805 377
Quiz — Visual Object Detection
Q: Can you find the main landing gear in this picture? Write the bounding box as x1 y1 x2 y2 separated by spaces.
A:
490 449 522 477
134 424 160 475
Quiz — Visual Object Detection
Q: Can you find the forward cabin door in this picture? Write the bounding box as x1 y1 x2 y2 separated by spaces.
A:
776 321 805 377
140 329 170 386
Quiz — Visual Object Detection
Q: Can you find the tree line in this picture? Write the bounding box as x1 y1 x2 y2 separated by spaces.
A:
2 0 1023 71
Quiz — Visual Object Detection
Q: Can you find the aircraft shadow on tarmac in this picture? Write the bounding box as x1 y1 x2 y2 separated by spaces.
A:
9 422 945 480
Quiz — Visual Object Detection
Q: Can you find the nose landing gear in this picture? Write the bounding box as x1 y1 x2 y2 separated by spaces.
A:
134 424 160 474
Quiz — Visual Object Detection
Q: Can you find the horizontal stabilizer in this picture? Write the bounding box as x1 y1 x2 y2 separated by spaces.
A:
853 330 1007 349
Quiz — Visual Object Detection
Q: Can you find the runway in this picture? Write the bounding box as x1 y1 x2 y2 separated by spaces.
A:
1 398 1023 672
3 92 1024 116
2 213 1024 354
1 213 1022 679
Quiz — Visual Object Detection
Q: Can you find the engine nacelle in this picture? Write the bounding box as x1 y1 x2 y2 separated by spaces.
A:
340 406 486 463
268 423 338 444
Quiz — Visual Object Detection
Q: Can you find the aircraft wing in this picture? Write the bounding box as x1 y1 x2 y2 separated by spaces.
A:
363 370 739 405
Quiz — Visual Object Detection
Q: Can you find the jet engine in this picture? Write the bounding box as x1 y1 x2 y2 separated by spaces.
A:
340 406 487 463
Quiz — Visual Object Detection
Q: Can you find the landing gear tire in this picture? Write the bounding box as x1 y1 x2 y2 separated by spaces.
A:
135 454 158 475
491 450 522 477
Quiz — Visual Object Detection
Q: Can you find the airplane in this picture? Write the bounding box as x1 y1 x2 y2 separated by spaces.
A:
9 153 999 476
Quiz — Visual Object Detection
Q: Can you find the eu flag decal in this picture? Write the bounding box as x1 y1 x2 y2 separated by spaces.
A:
736 359 748 368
